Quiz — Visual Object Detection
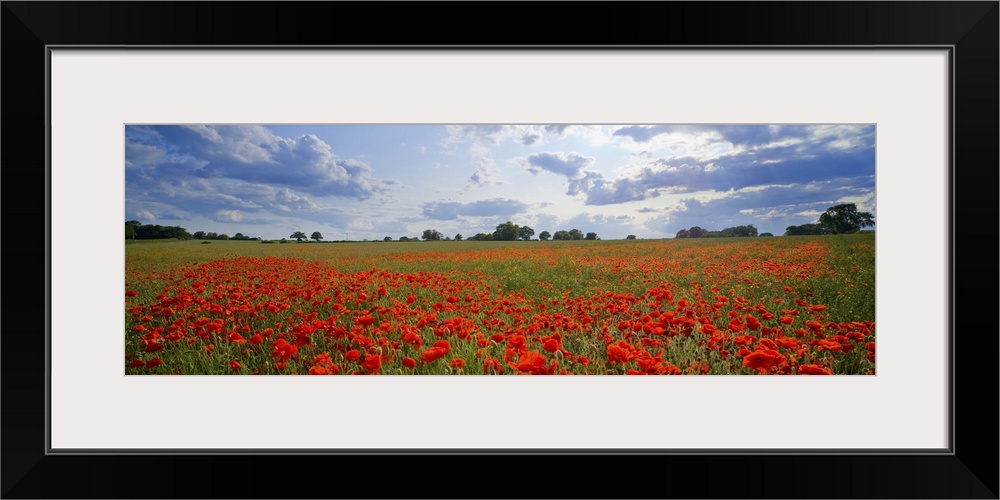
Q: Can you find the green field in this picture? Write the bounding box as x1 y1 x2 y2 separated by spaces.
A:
125 234 875 375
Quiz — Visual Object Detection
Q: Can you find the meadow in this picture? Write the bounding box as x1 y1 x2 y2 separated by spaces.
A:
125 234 876 375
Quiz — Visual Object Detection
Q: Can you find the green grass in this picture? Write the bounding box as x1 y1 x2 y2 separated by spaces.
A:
125 234 876 375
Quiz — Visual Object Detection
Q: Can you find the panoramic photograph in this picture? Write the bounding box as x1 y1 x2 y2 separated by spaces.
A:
124 124 876 375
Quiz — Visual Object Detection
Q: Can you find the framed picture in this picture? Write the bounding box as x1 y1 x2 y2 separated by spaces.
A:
5 2 996 498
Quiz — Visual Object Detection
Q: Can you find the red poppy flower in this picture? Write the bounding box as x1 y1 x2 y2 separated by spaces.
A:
742 349 784 372
776 337 800 348
817 339 844 352
309 365 328 375
754 338 777 350
361 354 381 374
419 346 448 363
356 315 376 327
402 357 416 370
483 357 504 374
797 364 832 375
345 349 361 361
128 359 146 368
450 358 466 370
271 339 298 361
542 338 560 353
516 351 548 374
145 358 164 369
229 361 241 371
606 344 630 364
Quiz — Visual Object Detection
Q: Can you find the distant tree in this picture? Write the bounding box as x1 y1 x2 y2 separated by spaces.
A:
217 234 230 240
717 224 758 237
192 230 206 240
818 203 875 234
493 221 520 241
538 231 551 241
422 229 443 241
552 230 571 240
311 231 323 242
125 220 141 240
687 226 706 238
759 232 774 237
206 232 219 240
675 229 690 239
585 232 598 240
626 235 637 240
454 233 463 241
518 226 535 241
399 236 410 242
129 222 192 240
568 229 584 240
233 232 247 240
290 231 307 242
784 224 827 236
384 236 393 242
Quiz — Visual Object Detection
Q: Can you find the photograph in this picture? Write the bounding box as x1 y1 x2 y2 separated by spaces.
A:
3 0 995 497
124 124 876 376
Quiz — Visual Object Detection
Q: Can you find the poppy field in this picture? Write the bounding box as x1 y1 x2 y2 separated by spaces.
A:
125 234 875 375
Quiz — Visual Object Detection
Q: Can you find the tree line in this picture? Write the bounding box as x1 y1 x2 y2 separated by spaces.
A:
671 204 874 239
397 221 600 242
675 224 767 239
128 204 871 244
125 221 261 241
784 203 874 235
125 221 193 240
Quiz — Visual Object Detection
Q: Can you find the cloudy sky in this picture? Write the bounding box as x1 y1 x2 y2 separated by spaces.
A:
124 124 875 240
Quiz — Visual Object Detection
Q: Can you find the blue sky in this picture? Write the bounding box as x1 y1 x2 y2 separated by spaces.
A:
124 124 875 240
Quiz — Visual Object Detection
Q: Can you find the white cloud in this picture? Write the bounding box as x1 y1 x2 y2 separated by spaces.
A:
272 188 321 212
524 152 595 178
465 143 501 188
421 198 530 220
214 210 244 223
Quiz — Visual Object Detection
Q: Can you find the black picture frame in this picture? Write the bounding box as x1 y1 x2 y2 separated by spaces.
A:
3 2 997 498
